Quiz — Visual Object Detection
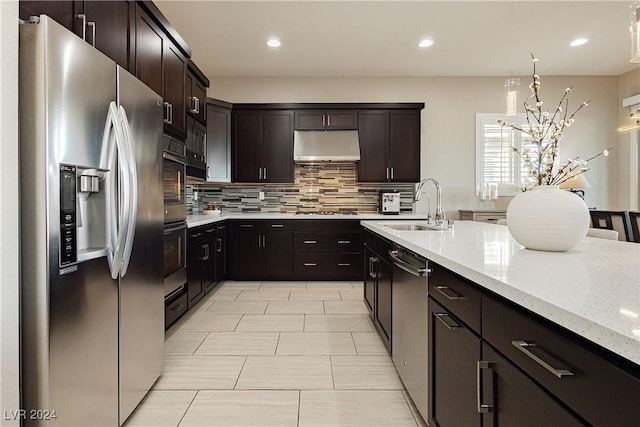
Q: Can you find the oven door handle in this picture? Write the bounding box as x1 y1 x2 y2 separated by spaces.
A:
164 223 187 235
163 151 187 165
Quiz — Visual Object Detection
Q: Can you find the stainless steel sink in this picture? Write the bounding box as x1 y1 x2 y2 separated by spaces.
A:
384 223 436 231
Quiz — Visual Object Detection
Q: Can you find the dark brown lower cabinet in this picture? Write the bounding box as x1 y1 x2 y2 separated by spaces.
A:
428 297 481 427
363 247 375 314
187 223 226 308
363 230 392 350
480 343 585 427
375 256 392 343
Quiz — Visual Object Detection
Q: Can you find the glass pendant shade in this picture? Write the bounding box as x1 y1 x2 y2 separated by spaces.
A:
632 1 640 63
504 78 520 116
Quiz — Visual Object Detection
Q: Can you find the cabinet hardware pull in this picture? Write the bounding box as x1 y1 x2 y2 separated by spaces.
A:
337 240 351 244
304 263 317 266
264 167 267 180
163 102 170 124
216 238 222 253
87 21 96 47
369 256 378 278
257 235 262 248
75 14 87 41
511 340 574 378
303 240 317 244
386 167 389 180
218 225 226 230
262 235 266 247
271 224 284 228
327 114 331 127
338 263 351 266
477 361 494 413
390 167 394 180
322 114 325 127
206 229 215 233
240 224 254 228
434 312 462 330
172 303 185 313
195 97 200 114
259 167 263 180
434 285 465 300
190 233 202 238
169 103 174 125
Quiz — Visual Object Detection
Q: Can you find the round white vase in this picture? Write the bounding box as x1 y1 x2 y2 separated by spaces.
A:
506 185 589 252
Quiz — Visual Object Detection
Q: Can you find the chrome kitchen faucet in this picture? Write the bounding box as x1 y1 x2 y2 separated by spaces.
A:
414 178 445 226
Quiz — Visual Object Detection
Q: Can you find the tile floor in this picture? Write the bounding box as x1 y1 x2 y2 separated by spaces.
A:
124 281 428 427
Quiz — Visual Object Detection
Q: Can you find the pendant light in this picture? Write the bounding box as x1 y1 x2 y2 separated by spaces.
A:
632 1 640 63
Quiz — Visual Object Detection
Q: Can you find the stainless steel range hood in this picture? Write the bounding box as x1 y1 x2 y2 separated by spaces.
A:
293 130 361 163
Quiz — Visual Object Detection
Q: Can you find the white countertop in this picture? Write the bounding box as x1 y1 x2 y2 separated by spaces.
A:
361 220 640 365
186 212 427 228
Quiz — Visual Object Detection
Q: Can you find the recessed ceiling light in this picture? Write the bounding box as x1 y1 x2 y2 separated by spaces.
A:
418 39 434 48
267 39 281 48
570 38 588 47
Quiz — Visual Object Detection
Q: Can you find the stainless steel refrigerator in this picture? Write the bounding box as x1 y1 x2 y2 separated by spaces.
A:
19 16 164 426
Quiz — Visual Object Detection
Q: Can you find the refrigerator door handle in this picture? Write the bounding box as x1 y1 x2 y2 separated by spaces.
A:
118 105 138 277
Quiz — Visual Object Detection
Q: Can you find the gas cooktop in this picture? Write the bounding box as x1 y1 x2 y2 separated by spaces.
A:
294 211 358 216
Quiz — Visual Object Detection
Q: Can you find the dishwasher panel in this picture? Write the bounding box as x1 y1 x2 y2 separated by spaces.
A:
390 246 429 421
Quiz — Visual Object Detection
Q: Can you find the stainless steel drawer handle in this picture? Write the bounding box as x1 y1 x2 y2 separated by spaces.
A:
303 263 317 266
511 340 574 379
434 312 462 330
434 285 465 300
338 263 351 266
271 224 285 228
240 224 254 228
190 233 202 238
172 303 185 313
303 240 317 244
337 240 351 244
477 361 494 413
389 250 427 277
206 229 216 233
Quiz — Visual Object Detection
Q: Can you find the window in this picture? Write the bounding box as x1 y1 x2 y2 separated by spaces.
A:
476 113 533 196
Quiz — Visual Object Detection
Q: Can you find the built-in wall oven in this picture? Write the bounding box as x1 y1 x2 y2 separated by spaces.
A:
163 135 187 224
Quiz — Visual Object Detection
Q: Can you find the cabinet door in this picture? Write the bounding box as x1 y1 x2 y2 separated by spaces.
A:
263 231 293 279
294 110 326 130
389 110 420 182
186 243 205 308
480 344 585 427
229 231 262 280
326 110 357 130
19 1 79 32
163 42 186 139
358 110 389 182
428 297 481 427
193 80 207 124
207 104 232 182
375 257 392 345
203 228 217 293
232 111 263 182
215 224 228 281
363 249 376 315
82 0 135 71
135 6 163 96
263 111 294 183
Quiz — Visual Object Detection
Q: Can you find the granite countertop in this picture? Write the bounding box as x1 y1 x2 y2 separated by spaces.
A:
361 220 640 365
186 212 427 228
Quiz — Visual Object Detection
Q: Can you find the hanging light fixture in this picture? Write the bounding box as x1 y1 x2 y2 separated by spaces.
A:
631 1 640 63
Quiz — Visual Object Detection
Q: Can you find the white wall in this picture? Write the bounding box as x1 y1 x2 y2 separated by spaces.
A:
210 75 619 217
0 1 20 426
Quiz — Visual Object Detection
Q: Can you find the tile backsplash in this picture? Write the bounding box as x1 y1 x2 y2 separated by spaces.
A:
187 164 414 214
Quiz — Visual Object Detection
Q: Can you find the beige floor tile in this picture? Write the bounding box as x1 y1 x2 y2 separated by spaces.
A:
331 356 404 389
290 289 342 301
217 280 262 290
339 289 364 301
236 356 333 390
305 315 373 332
306 281 355 290
180 391 299 427
208 288 241 301
164 332 208 356
236 289 291 300
324 300 369 314
265 300 325 315
260 281 307 289
207 300 268 315
195 332 279 356
123 390 196 427
352 332 389 355
403 390 429 427
299 390 417 427
176 313 242 332
185 297 216 316
276 332 356 355
235 314 304 332
154 356 245 390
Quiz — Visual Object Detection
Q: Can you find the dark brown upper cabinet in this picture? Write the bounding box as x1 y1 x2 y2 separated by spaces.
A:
162 42 186 139
358 109 421 183
294 109 357 130
186 60 209 125
19 1 135 72
232 110 294 183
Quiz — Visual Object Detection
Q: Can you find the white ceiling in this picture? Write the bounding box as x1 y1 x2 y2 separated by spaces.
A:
155 0 640 79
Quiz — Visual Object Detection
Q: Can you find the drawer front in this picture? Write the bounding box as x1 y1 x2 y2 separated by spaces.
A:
427 264 481 333
165 291 188 330
294 232 362 253
231 220 293 232
473 213 506 223
188 225 212 245
293 219 361 232
294 253 362 279
483 294 640 427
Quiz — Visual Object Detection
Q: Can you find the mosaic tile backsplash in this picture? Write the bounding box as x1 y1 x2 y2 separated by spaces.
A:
187 164 415 214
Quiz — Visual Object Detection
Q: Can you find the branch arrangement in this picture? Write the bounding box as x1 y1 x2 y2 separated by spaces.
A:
497 54 611 186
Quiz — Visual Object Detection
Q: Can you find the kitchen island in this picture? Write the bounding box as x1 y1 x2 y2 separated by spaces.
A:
362 219 640 427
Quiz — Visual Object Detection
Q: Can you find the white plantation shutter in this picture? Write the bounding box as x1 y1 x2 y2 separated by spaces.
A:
476 113 531 196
